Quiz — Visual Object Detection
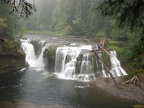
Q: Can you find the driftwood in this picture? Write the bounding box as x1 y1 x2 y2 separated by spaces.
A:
85 38 117 84
92 39 141 86
98 43 141 86
121 76 141 86
87 38 117 84
98 45 110 56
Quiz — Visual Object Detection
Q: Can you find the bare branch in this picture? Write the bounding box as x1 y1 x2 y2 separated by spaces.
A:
1 0 36 18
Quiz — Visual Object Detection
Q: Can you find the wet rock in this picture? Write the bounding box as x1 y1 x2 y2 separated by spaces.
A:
0 36 27 73
43 46 57 72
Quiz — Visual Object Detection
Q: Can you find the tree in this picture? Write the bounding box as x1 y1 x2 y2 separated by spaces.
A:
1 0 36 18
94 0 144 84
22 0 56 31
50 0 110 36
95 0 144 43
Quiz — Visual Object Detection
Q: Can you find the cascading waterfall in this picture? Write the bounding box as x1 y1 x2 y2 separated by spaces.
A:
20 38 127 81
20 39 36 67
78 53 95 81
55 45 96 81
20 39 49 71
110 51 127 77
55 45 127 81
55 46 81 79
37 43 50 70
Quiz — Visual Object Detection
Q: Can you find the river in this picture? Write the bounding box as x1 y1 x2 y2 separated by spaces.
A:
0 34 140 108
0 68 138 108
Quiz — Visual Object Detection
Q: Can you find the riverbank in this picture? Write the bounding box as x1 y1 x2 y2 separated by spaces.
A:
92 78 144 105
21 34 144 107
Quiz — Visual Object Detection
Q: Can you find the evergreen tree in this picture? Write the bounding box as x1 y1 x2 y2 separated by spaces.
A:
94 0 144 75
51 0 111 36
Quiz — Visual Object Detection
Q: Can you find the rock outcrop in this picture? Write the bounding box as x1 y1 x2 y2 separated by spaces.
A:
0 35 26 73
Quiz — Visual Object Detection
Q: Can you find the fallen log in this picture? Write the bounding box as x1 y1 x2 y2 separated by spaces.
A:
98 45 110 56
92 48 117 84
121 75 141 86
85 39 117 84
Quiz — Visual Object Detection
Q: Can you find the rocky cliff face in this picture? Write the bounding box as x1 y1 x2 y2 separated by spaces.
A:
0 35 27 73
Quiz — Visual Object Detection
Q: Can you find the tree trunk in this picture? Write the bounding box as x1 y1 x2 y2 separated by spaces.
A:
121 76 141 86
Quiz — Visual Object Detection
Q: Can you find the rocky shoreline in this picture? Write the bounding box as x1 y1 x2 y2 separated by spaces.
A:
23 34 144 107
92 78 144 105
0 34 143 107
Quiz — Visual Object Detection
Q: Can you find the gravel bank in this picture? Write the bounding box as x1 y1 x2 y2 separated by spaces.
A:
93 78 144 104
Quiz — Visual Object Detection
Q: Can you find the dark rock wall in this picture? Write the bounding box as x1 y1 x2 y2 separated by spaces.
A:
0 35 27 73
43 46 57 72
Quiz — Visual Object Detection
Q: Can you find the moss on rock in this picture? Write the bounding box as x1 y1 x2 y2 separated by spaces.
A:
44 45 57 72
0 35 26 73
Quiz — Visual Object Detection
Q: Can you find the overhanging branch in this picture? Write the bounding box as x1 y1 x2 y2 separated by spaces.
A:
1 0 36 18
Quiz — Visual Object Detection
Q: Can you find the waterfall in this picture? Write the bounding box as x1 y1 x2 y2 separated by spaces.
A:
20 39 49 71
55 46 80 79
20 38 127 81
55 45 127 81
77 53 95 81
55 45 96 81
110 51 127 77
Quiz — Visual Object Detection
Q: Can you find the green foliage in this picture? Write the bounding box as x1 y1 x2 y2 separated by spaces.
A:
22 0 56 31
62 25 72 35
95 0 144 75
128 42 144 73
4 38 17 48
22 0 111 37
134 104 144 108
44 47 56 60
102 52 111 68
44 46 57 71
111 28 128 41
131 70 144 76
95 31 105 38
0 1 23 37
95 0 144 31
0 18 7 32
0 1 14 35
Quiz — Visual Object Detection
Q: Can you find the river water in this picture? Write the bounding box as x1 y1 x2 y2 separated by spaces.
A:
0 35 139 108
0 68 138 108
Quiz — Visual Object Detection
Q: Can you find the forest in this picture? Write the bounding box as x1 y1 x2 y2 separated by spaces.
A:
0 0 144 107
23 0 143 79
23 0 110 37
0 0 143 77
0 0 143 82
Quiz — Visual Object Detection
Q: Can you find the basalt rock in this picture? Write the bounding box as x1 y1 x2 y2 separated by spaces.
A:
0 35 27 73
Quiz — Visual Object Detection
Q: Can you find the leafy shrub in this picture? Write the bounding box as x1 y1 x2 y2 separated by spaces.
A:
62 25 72 35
